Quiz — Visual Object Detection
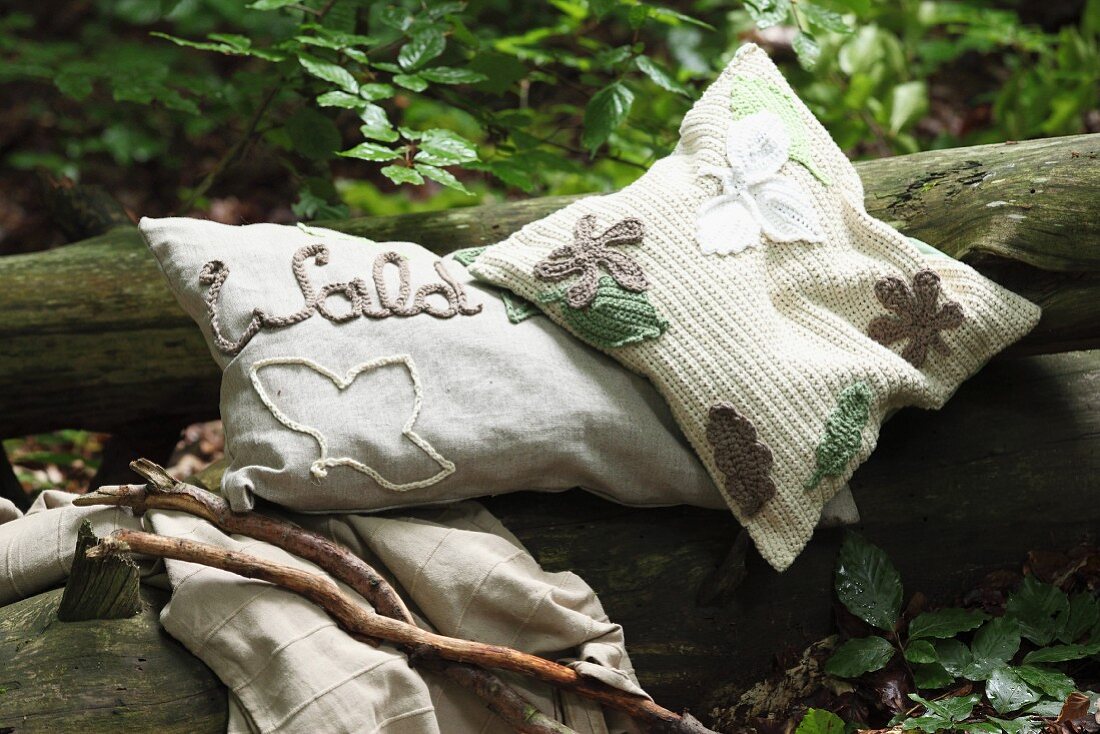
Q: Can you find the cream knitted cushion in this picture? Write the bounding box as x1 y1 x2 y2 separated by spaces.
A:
468 43 1041 571
139 217 724 514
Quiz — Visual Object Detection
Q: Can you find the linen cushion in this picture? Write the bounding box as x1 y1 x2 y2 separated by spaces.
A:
139 217 724 514
467 43 1041 570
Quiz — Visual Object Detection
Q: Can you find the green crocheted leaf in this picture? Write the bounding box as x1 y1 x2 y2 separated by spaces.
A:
729 75 829 186
542 276 667 349
501 290 541 324
451 246 486 267
805 382 872 491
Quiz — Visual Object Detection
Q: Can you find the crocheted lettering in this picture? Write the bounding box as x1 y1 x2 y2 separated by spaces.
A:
805 382 873 491
867 268 965 368
250 354 455 490
696 111 824 255
729 75 829 184
533 214 649 309
706 402 777 518
542 276 667 349
201 245 483 356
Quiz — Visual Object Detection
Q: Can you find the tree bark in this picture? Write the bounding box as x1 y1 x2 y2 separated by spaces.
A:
0 134 1096 437
0 586 227 732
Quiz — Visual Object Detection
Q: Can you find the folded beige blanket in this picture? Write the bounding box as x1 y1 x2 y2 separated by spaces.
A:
0 491 643 734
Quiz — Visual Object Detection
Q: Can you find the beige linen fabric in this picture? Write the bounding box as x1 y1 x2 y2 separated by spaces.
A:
468 43 1041 570
140 217 723 515
0 493 642 734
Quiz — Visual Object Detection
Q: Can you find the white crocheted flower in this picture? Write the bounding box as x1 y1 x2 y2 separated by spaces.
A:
696 111 824 255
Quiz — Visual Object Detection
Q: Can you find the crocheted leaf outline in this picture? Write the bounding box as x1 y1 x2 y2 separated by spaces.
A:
805 382 873 491
729 75 829 185
501 291 541 324
542 276 668 349
249 354 455 491
452 246 486 267
705 402 777 518
867 268 966 368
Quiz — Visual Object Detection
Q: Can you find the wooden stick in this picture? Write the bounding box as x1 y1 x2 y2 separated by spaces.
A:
75 461 574 734
90 529 715 734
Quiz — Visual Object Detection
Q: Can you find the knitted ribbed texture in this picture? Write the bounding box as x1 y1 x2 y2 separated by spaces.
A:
468 43 1041 571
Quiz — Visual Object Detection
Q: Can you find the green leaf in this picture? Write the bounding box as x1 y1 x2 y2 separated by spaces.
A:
902 714 954 733
501 291 541 324
985 667 1041 715
633 56 690 96
451 247 486 267
805 382 871 491
359 104 399 142
934 638 974 677
359 83 396 101
338 142 402 161
55 71 94 100
414 163 472 194
247 0 299 9
1056 592 1100 643
911 662 955 690
889 81 928 135
316 90 365 108
743 0 791 28
393 73 429 92
834 533 903 631
795 708 846 734
283 107 342 160
380 164 424 185
415 129 479 165
909 609 990 640
1013 664 1076 699
298 53 358 94
582 82 634 152
904 640 937 664
1006 577 1069 646
801 4 852 33
418 67 489 84
967 617 1022 680
398 29 446 70
824 636 895 678
793 31 822 69
1021 643 1092 664
542 277 668 349
910 693 980 722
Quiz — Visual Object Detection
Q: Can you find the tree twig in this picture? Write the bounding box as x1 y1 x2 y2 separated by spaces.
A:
76 460 576 734
89 529 715 734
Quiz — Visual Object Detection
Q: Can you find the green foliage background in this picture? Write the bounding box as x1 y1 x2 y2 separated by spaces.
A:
2 0 1098 221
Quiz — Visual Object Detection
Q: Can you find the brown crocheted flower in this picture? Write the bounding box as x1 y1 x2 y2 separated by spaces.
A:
706 402 777 518
867 268 965 368
533 214 649 309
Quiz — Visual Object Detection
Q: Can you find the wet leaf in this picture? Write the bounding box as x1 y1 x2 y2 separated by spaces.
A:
1005 577 1069 646
824 635 895 677
835 532 903 631
909 608 990 640
985 667 1041 715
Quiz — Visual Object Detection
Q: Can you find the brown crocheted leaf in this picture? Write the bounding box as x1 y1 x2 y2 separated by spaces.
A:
867 268 965 369
534 214 650 309
706 402 777 518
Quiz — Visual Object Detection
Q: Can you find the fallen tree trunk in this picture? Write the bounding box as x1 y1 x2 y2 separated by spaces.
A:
0 586 227 732
3 341 1098 721
1 134 1097 437
1 134 1099 721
